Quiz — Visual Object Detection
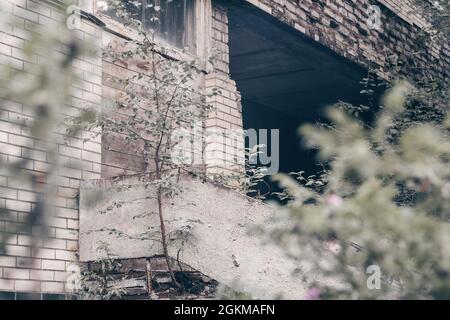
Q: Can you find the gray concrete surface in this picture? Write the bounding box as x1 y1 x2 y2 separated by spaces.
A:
79 177 308 299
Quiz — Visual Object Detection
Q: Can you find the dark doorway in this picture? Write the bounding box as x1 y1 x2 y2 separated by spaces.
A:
227 1 382 198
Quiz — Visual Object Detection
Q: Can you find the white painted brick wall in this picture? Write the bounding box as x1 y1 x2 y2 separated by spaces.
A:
0 0 102 295
204 4 245 178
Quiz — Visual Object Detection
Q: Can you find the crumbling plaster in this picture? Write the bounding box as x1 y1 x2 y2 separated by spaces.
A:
80 177 311 299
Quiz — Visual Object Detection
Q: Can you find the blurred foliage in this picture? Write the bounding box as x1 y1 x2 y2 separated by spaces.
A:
269 80 450 299
215 284 254 300
78 242 127 300
0 0 92 254
372 0 450 137
267 3 449 299
414 0 449 40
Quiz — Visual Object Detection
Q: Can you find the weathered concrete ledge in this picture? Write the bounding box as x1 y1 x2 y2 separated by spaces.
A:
79 176 307 299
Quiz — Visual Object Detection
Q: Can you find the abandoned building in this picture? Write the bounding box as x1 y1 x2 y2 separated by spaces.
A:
0 0 448 299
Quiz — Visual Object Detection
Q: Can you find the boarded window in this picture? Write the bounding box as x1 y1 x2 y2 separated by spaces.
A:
99 0 197 53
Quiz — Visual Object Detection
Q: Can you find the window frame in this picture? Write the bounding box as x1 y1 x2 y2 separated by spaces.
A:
93 0 212 67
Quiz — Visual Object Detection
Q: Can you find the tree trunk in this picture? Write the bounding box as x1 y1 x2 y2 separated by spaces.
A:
156 186 182 290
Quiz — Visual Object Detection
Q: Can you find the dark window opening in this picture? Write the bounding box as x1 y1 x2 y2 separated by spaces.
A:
99 0 197 53
228 3 383 201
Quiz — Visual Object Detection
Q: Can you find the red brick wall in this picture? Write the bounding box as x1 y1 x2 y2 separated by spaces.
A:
242 0 449 82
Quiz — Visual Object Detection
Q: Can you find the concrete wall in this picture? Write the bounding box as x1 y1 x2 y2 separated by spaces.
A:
79 176 308 299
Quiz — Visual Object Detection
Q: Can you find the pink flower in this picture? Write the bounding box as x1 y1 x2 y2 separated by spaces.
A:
324 239 341 255
304 287 321 300
325 193 343 207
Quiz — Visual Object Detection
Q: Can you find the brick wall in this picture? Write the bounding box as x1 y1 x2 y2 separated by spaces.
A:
99 20 208 178
1 0 447 298
204 3 244 177
97 3 245 179
101 55 147 178
211 4 230 75
378 0 429 28
242 0 449 82
0 0 102 295
204 0 449 178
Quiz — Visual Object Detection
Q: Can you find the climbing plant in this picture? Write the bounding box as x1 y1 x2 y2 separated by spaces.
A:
78 242 127 300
